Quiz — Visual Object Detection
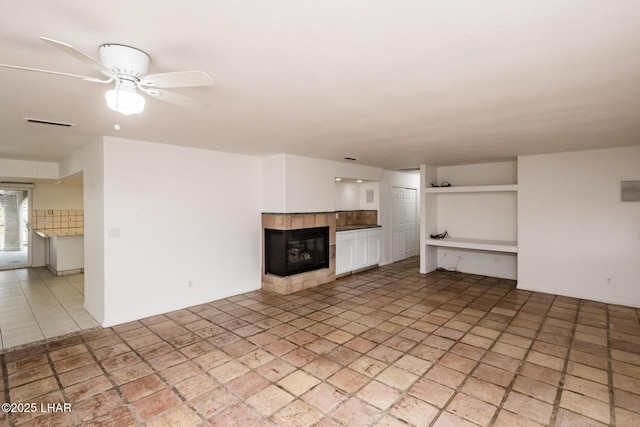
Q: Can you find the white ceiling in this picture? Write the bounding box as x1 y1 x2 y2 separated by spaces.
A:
1 1 640 170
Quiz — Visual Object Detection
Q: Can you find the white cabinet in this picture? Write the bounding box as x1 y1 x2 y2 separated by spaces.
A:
336 232 355 275
48 235 84 275
336 228 381 275
354 231 369 270
367 229 381 266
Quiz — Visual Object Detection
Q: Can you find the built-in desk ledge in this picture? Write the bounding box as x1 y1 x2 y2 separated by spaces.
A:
34 228 84 238
337 225 382 232
426 237 517 253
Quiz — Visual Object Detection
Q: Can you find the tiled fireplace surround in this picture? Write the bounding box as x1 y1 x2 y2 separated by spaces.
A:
261 212 337 295
261 211 379 294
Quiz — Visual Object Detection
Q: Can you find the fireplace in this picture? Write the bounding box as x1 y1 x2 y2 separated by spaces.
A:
265 226 329 277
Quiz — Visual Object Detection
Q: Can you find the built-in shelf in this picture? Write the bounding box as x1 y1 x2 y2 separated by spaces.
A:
420 163 519 278
425 184 517 194
426 237 518 253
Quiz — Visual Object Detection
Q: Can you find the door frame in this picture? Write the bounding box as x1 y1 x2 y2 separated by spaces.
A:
0 183 33 270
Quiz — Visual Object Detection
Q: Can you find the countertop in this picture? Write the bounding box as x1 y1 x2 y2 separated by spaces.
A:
336 225 381 232
34 228 84 238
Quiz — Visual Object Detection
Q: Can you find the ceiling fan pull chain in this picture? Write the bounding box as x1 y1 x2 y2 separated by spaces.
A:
114 85 121 130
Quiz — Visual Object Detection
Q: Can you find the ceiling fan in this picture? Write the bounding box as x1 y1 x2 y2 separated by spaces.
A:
0 36 213 117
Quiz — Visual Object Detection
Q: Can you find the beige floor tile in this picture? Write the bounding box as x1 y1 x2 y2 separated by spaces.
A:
278 370 321 396
433 411 479 427
560 390 610 424
357 380 402 410
376 365 419 390
390 395 439 426
493 410 545 427
447 393 497 426
300 383 347 413
272 400 323 427
511 375 558 404
425 364 467 388
612 372 640 394
330 397 382 426
615 407 640 427
461 377 506 406
503 391 554 425
327 367 370 393
246 384 295 416
409 377 455 408
564 375 610 402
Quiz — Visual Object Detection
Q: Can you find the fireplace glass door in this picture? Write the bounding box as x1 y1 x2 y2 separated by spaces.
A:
265 227 329 277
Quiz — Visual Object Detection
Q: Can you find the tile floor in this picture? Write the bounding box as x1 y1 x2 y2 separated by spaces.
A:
1 257 639 426
0 248 28 270
0 267 98 350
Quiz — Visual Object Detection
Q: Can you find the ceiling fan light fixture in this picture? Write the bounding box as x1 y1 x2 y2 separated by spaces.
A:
105 85 145 115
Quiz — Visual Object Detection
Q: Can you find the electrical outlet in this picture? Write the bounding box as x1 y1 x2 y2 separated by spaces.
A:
606 276 613 285
188 280 193 288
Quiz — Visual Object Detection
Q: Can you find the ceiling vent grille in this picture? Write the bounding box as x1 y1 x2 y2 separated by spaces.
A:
24 118 76 127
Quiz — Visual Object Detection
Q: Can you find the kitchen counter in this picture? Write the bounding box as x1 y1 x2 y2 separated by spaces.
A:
336 224 382 232
33 228 84 275
34 228 84 238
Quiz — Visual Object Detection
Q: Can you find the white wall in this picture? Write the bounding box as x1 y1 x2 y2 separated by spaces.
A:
359 181 380 211
0 159 58 181
60 139 106 323
436 161 517 186
334 181 361 211
518 146 640 307
98 137 263 326
262 154 286 213
283 155 383 213
334 180 381 211
420 165 438 273
436 192 517 241
32 182 83 209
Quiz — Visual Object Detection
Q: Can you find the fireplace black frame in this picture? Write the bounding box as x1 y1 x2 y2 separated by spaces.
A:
265 226 329 277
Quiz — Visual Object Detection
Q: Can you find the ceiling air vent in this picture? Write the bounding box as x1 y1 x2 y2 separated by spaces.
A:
24 117 76 127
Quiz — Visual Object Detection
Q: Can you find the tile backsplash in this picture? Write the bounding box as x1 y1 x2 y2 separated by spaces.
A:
336 210 378 227
34 209 84 230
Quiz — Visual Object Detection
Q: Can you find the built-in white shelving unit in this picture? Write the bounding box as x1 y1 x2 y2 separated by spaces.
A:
424 184 518 194
420 163 518 279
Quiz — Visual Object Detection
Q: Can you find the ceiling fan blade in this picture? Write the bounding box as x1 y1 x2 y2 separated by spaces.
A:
0 63 108 82
39 36 111 76
140 87 209 109
140 70 213 88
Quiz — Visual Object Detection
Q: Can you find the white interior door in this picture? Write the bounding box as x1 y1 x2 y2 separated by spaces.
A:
392 187 417 262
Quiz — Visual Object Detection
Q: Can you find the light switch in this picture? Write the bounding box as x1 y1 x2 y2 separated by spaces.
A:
108 227 121 239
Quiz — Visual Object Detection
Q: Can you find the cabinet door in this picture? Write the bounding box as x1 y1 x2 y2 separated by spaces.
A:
367 235 380 266
336 233 355 275
354 232 369 269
